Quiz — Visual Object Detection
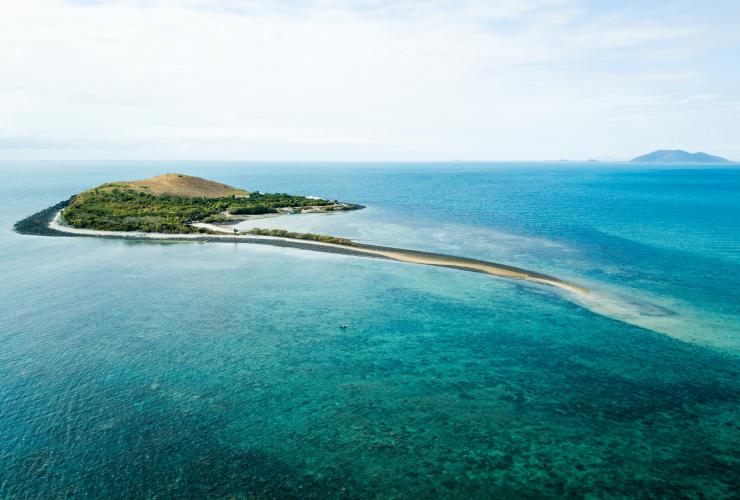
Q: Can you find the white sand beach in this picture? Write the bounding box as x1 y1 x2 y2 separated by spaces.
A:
50 211 588 296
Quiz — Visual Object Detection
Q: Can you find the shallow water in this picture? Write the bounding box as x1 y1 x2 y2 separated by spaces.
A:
0 162 738 497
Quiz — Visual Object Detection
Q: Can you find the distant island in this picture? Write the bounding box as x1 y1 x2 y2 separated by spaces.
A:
631 150 731 163
14 173 588 296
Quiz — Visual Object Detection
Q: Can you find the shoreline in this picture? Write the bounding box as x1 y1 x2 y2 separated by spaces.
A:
14 204 588 296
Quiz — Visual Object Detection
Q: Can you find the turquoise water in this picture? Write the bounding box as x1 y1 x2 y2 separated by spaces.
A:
1 162 738 497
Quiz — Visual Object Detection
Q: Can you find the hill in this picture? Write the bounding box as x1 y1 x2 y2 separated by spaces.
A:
631 150 731 163
60 173 360 233
113 173 249 198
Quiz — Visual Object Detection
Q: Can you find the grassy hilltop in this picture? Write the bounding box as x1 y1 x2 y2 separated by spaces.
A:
114 172 250 197
61 173 360 233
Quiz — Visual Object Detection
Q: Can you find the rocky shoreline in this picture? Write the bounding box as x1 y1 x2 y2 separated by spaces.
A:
14 199 73 237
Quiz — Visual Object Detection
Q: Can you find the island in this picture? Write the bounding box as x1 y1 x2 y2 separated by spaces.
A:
58 173 362 233
14 173 588 296
631 150 731 163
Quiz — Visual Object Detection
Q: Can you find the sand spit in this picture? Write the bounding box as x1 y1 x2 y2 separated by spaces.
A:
352 244 589 296
39 209 588 296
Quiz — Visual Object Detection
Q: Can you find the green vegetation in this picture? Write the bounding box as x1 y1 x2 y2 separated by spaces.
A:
246 228 355 246
228 205 277 215
61 183 354 233
245 192 332 208
201 215 233 223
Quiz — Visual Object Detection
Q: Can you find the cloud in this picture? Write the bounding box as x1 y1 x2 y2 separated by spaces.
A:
0 0 738 160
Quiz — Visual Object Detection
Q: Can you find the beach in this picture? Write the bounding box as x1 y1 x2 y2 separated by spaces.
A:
46 209 588 296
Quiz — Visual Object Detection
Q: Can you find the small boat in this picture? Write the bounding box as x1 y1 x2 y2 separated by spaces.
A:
339 323 348 329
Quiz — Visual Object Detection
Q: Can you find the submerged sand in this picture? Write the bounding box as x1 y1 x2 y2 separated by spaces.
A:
49 211 588 296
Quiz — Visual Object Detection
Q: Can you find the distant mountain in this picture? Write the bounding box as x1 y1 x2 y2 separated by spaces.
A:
631 150 731 163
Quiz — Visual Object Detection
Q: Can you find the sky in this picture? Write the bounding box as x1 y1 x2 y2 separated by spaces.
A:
1 0 739 161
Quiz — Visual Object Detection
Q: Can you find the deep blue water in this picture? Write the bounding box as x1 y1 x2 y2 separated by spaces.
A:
0 162 738 497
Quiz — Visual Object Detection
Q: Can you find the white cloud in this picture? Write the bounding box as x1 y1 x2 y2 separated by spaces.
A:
0 0 738 160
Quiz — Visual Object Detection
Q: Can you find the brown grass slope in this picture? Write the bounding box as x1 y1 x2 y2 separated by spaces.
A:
108 173 248 198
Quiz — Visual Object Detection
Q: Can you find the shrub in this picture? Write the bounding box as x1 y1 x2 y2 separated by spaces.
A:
246 228 354 246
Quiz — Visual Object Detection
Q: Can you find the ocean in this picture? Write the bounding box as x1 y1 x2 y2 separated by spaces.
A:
0 162 738 497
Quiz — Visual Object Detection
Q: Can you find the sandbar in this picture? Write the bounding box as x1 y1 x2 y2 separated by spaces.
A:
23 208 589 297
